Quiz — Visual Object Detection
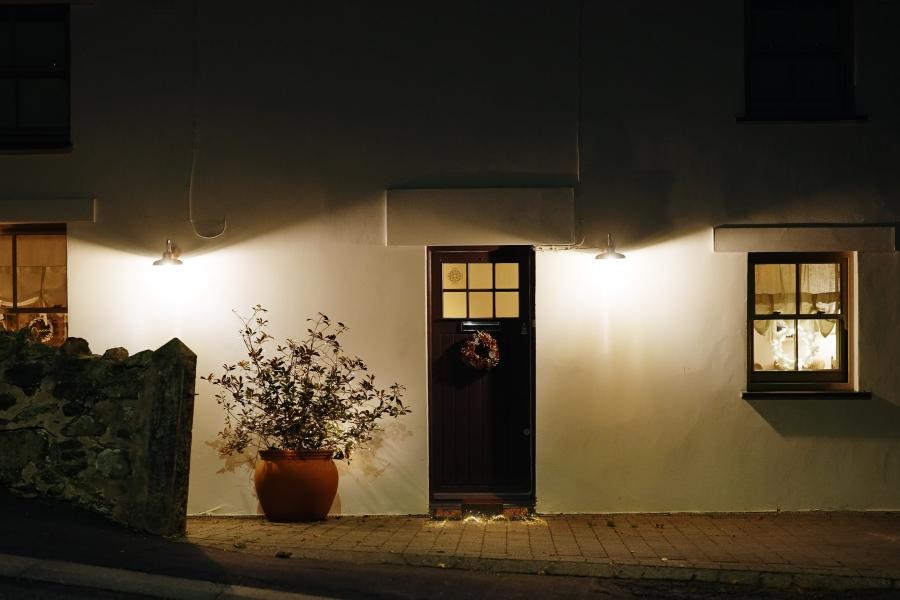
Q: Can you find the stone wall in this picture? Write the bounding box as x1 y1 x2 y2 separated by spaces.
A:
0 333 196 536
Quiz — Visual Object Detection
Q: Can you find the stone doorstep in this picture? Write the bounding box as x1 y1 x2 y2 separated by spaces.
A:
430 504 532 520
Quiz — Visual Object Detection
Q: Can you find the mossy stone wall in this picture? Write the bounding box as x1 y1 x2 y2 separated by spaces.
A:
0 333 196 536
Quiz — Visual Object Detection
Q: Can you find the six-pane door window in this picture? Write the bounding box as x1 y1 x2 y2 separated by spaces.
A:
441 261 520 319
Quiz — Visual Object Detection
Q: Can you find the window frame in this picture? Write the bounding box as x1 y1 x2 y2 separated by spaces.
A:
0 223 68 345
0 5 71 151
747 251 851 391
743 0 856 121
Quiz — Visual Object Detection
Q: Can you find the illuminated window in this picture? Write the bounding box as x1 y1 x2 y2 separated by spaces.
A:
748 252 850 390
441 261 520 319
744 0 855 119
0 225 67 346
0 5 70 150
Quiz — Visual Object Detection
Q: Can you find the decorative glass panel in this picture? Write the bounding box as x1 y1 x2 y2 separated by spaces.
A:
753 319 796 371
442 292 466 318
468 263 493 289
495 291 519 318
0 235 10 307
800 263 840 314
441 263 466 290
495 263 519 289
754 264 795 315
798 319 839 371
468 292 493 318
16 235 66 308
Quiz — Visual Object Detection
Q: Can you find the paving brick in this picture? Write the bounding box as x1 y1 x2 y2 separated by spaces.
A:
184 511 900 591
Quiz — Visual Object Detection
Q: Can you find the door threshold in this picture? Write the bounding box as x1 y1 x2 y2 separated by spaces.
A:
430 501 533 520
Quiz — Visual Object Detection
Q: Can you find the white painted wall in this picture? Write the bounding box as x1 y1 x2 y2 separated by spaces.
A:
1 1 897 514
536 233 900 512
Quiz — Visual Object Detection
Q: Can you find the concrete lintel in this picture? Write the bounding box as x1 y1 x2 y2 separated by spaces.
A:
386 187 575 246
0 198 95 224
714 224 896 253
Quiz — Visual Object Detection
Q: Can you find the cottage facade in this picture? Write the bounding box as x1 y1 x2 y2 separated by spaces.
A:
1 0 898 515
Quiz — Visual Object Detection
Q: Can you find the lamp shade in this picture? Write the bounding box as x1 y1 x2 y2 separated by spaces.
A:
153 239 183 266
595 233 625 260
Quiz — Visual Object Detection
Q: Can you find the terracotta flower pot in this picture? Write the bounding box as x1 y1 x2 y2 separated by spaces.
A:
254 449 338 522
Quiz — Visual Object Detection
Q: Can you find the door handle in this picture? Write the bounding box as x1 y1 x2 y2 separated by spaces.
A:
522 428 531 436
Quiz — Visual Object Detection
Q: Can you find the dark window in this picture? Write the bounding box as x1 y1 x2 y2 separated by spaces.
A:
0 225 68 346
745 0 854 119
0 5 70 150
748 252 851 390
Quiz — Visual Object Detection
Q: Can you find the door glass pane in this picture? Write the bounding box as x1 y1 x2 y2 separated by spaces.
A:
0 235 10 307
495 291 519 318
17 235 67 308
441 263 466 290
468 263 492 289
753 319 796 371
754 264 795 315
468 292 492 318
799 319 839 371
800 263 840 314
495 263 519 289
442 292 466 318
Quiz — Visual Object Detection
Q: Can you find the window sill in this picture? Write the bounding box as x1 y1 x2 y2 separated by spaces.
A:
735 115 868 124
742 390 872 400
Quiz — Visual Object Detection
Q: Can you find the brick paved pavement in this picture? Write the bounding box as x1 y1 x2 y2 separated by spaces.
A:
184 512 900 591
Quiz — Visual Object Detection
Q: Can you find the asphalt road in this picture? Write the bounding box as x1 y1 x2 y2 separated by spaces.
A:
0 577 158 599
3 572 900 600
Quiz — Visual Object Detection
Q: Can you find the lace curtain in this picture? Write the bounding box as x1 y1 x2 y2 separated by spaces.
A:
754 263 839 337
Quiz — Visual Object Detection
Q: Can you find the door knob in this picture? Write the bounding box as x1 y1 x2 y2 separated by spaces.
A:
523 428 531 436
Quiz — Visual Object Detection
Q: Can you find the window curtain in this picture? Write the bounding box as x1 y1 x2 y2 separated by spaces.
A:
754 263 838 337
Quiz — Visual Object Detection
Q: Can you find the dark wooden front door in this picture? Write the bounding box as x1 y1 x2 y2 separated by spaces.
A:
428 246 535 508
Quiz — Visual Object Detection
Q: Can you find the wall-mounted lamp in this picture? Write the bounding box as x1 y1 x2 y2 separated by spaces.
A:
594 233 626 260
153 239 183 266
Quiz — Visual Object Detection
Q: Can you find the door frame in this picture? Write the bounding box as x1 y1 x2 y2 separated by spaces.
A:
426 245 536 509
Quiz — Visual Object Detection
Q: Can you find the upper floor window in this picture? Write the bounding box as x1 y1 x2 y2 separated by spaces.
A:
0 225 68 346
0 5 70 151
744 0 855 119
748 252 850 390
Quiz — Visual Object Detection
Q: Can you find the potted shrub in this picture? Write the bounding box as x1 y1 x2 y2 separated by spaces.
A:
203 306 409 521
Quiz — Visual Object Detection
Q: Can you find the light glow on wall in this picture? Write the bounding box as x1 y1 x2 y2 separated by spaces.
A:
66 228 430 516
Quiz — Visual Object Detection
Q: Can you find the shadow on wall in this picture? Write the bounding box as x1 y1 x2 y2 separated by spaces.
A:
747 396 900 438
577 1 900 253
